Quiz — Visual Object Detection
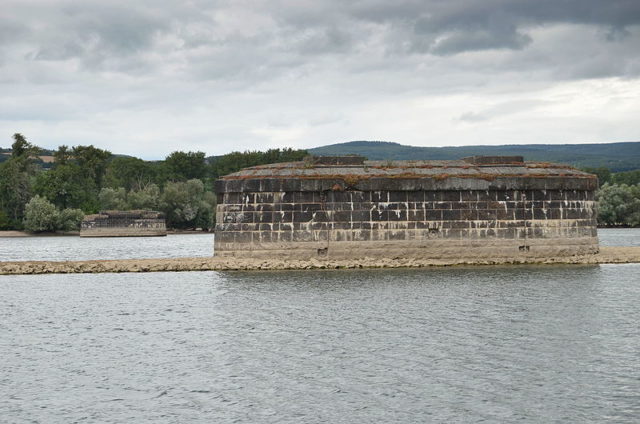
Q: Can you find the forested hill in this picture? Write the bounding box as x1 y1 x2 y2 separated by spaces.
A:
308 141 640 172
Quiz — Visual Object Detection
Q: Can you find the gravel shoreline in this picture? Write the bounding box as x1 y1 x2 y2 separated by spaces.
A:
1 246 640 275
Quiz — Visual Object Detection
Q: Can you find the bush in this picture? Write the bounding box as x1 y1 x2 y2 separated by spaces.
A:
196 190 217 230
128 184 160 210
98 187 127 210
23 195 59 232
597 183 640 226
23 195 85 232
58 208 84 231
160 179 215 229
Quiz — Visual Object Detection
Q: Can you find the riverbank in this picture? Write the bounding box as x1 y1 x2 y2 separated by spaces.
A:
1 246 640 275
0 231 79 237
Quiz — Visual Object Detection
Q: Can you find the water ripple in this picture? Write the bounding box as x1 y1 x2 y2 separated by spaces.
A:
1 265 639 422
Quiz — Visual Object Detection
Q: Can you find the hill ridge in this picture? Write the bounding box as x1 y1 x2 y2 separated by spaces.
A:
308 140 640 172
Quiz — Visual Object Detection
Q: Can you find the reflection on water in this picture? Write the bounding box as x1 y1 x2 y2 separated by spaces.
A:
1 265 639 423
598 228 640 247
0 233 213 261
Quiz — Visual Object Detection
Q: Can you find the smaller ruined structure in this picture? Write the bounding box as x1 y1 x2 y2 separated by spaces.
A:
80 210 166 237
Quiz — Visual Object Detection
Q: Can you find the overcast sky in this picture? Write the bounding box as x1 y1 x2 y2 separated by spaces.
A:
1 0 639 159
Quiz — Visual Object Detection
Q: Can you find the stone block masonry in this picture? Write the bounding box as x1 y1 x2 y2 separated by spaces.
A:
81 210 167 237
214 157 598 259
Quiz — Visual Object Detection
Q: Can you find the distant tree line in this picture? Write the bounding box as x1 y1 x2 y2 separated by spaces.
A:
580 167 640 227
582 167 640 187
0 133 307 232
2 133 638 231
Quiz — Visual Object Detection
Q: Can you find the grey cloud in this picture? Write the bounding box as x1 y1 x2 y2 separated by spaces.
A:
458 100 549 123
31 4 171 64
295 27 354 55
1 0 640 159
2 0 639 80
343 0 640 55
0 16 28 44
429 27 532 56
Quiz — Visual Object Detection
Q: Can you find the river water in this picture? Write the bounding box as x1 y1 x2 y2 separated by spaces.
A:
0 233 214 262
1 231 640 423
1 228 639 262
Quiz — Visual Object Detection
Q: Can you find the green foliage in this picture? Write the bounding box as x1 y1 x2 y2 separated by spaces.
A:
1 135 230 230
160 179 214 229
104 156 157 191
98 184 161 211
23 195 59 232
580 167 640 188
0 209 12 230
31 144 110 213
34 163 99 212
127 184 160 210
210 148 308 178
165 151 207 181
611 169 640 186
23 195 85 232
0 161 30 227
597 183 640 227
57 208 84 231
195 190 216 230
98 187 128 210
11 133 39 160
71 145 112 187
0 135 40 227
582 167 611 186
53 145 71 165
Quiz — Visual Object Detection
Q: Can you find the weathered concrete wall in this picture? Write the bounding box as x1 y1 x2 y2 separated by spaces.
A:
214 158 599 259
81 215 166 237
214 186 598 259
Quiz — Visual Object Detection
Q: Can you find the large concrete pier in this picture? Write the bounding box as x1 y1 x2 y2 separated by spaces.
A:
1 246 639 274
214 156 598 259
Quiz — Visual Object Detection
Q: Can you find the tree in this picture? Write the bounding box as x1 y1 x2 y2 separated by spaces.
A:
611 169 640 186
23 195 59 232
53 145 71 165
0 210 11 230
23 195 84 232
0 133 40 227
160 179 213 229
72 145 112 187
32 144 110 213
57 208 84 231
34 162 98 211
195 190 216 230
0 160 32 228
98 187 128 210
210 148 308 178
597 183 640 226
11 133 39 160
127 184 160 210
582 167 611 186
104 156 156 191
165 151 207 181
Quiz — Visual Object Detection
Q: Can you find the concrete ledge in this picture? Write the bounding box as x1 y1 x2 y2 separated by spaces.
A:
80 231 167 237
1 247 639 275
217 176 597 193
215 237 599 258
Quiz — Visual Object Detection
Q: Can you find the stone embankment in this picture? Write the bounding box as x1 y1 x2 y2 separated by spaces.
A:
1 247 640 275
